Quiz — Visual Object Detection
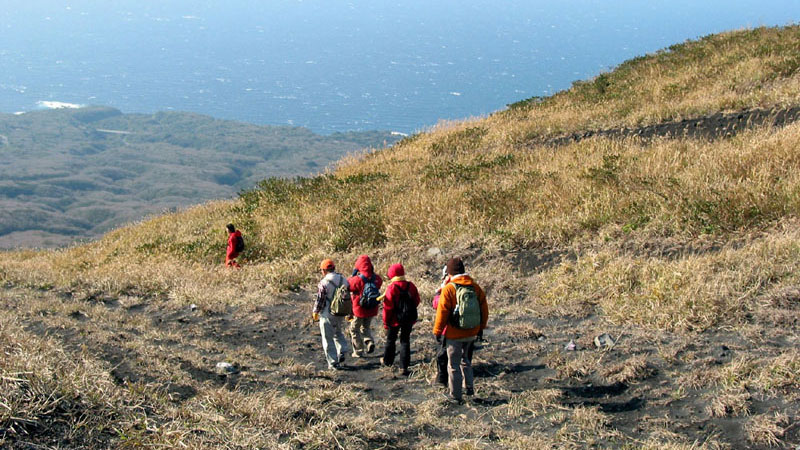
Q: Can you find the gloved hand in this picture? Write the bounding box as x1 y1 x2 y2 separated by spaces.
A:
435 334 442 344
312 312 319 321
346 315 354 322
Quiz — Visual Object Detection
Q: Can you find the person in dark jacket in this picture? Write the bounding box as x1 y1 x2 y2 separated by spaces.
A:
347 255 383 357
225 224 242 268
380 263 421 375
431 265 450 386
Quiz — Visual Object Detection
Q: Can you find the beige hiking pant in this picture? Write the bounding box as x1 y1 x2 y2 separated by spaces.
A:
446 338 476 400
349 316 374 354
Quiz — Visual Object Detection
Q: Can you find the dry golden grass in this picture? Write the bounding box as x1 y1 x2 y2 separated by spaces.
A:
602 354 656 384
555 405 615 445
746 412 790 447
706 388 751 418
502 388 564 420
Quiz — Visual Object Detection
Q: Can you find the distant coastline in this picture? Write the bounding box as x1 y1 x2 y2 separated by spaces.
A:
36 100 85 110
0 106 403 249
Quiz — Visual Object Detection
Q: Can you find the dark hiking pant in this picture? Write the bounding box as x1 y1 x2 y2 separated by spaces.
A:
436 336 448 385
383 324 412 371
436 334 476 385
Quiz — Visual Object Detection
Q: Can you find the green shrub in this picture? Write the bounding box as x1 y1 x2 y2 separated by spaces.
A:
429 127 488 156
331 201 386 251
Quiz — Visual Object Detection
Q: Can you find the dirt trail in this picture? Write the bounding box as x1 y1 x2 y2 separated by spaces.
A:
4 277 799 448
541 105 800 147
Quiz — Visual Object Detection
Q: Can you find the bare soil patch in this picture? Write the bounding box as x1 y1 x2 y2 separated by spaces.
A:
543 105 800 147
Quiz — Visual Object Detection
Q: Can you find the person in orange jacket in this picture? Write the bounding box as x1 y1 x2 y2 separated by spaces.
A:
225 224 243 268
433 257 489 403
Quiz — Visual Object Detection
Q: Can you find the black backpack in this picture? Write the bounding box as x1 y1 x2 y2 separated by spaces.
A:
358 274 380 309
394 285 418 325
234 234 245 253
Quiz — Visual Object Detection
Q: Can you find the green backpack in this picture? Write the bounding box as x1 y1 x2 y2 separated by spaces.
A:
449 284 481 329
329 278 352 317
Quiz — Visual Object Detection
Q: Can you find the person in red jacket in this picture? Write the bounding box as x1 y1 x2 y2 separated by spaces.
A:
380 263 420 376
225 224 243 268
347 255 383 357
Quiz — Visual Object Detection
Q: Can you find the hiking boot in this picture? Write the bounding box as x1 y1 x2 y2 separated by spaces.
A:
380 357 390 367
401 368 411 377
328 362 341 370
443 393 463 405
351 351 363 358
366 341 375 354
338 353 346 364
430 376 448 387
465 387 475 396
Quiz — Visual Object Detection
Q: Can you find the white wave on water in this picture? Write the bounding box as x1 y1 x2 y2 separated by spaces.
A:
36 101 85 109
0 83 27 94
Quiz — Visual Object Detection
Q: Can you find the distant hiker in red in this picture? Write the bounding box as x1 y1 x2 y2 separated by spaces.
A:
225 224 243 268
433 257 489 404
379 263 420 376
348 255 383 357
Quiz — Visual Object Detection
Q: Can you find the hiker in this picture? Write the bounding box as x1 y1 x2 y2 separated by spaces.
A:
313 259 351 370
348 255 383 357
379 263 420 375
433 257 489 403
433 265 482 386
431 265 450 387
225 224 244 268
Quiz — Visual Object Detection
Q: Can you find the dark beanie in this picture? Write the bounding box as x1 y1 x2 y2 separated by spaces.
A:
446 257 465 276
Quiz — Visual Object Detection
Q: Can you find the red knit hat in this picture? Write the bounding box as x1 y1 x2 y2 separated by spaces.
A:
387 263 405 279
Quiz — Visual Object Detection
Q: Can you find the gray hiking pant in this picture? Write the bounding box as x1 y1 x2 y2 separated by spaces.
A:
320 312 349 368
350 316 374 354
446 338 476 400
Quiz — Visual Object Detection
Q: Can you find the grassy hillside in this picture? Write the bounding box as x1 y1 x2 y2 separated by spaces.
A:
1 26 799 448
0 107 401 248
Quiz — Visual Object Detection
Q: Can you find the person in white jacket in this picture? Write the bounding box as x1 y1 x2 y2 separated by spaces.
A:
313 259 351 370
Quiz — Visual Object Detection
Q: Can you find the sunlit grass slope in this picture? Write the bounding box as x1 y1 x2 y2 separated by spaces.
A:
498 25 800 138
2 25 800 331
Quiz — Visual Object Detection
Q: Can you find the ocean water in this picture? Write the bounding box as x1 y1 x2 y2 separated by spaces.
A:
1 1 798 134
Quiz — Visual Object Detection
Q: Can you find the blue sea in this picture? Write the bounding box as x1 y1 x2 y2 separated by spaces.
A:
1 1 799 134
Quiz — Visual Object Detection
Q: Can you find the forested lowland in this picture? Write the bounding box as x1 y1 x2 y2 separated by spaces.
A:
1 26 800 449
0 107 401 248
